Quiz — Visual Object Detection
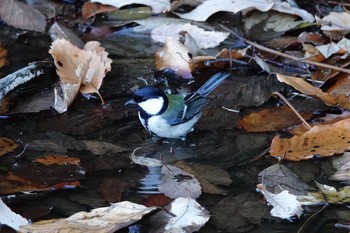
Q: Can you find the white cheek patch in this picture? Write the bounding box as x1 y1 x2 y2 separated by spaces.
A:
139 97 164 115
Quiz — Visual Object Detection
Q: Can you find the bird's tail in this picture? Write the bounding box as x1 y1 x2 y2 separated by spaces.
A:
195 72 230 97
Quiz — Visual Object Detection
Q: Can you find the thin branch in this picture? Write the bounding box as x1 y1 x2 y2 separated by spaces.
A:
272 92 312 130
220 25 350 75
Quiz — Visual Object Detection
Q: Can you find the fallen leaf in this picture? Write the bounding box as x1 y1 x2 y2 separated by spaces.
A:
158 164 201 199
34 155 80 166
49 22 85 48
237 105 313 132
49 39 112 113
0 172 80 195
0 44 8 69
172 0 314 22
19 201 157 233
0 137 18 157
155 37 193 79
82 140 130 155
82 1 117 19
151 23 229 49
331 152 350 182
91 0 170 14
317 12 350 39
149 197 210 233
298 182 350 205
0 0 46 32
257 184 303 220
175 161 232 195
98 177 129 203
143 194 172 207
258 164 315 195
276 73 338 106
0 199 29 231
270 118 350 161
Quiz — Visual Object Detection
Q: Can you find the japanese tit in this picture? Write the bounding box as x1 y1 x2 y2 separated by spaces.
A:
126 72 230 140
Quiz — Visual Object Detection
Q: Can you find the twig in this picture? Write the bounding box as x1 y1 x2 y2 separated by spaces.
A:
297 204 328 233
220 25 350 75
272 92 312 130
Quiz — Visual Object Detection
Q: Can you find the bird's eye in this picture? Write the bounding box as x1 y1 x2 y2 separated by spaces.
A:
134 96 146 102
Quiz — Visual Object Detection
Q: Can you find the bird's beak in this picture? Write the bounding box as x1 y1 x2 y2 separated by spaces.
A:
125 99 137 105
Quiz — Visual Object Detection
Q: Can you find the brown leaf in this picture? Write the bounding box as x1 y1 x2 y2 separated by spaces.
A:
143 194 172 207
0 137 18 157
237 105 313 132
175 161 232 195
98 177 129 203
0 0 46 32
49 39 112 113
34 155 80 166
155 37 193 79
82 1 117 19
270 118 350 161
276 73 338 106
0 172 80 195
0 44 9 69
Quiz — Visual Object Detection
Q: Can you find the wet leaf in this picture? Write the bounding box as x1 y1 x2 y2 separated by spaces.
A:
298 182 350 205
91 0 170 14
155 37 193 79
276 73 338 106
82 1 117 19
331 152 350 182
0 44 8 69
34 155 80 166
151 23 229 49
258 164 315 195
143 194 172 207
19 201 157 233
257 184 303 220
98 177 129 203
209 75 284 108
237 105 313 132
159 164 201 199
175 161 232 195
82 140 130 155
270 118 350 161
149 197 210 233
0 199 29 231
172 0 314 22
0 172 80 195
0 0 46 32
49 23 85 48
211 194 265 232
0 137 18 157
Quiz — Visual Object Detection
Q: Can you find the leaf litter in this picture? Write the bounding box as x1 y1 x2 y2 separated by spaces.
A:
4 0 350 232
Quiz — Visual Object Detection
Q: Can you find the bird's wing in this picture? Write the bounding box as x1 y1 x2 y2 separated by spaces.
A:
163 93 207 126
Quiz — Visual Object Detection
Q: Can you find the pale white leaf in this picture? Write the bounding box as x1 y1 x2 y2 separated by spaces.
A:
151 23 229 49
315 42 340 58
91 0 170 14
149 197 210 233
173 0 313 22
257 184 303 220
19 201 156 233
0 199 29 230
159 165 201 199
53 82 81 114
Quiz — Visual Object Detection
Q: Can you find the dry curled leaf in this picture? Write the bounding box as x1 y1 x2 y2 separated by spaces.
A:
82 1 117 19
270 118 350 161
49 39 112 113
19 201 156 233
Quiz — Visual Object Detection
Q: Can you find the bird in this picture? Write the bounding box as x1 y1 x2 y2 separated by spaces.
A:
125 72 230 140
